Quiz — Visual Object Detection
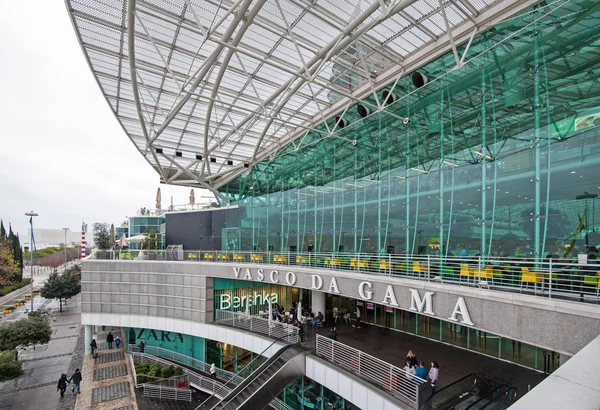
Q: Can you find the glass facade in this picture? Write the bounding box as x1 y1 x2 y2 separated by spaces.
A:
216 1 600 260
128 216 165 249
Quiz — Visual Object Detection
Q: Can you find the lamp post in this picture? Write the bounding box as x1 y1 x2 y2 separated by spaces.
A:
62 228 69 269
25 211 38 312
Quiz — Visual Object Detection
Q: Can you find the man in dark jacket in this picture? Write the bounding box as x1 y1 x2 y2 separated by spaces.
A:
57 373 68 397
69 368 82 393
106 332 114 349
327 327 338 341
138 340 145 353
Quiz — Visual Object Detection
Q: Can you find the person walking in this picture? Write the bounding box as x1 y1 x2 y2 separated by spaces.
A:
415 361 428 380
90 339 97 356
57 373 69 398
69 369 82 394
210 363 217 379
352 306 361 328
137 340 145 353
106 332 114 349
429 361 440 394
327 327 338 341
115 336 121 349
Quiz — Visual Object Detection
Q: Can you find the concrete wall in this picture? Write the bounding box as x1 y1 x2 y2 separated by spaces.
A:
82 260 600 355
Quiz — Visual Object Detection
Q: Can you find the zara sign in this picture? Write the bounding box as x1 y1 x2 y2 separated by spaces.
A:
232 267 474 326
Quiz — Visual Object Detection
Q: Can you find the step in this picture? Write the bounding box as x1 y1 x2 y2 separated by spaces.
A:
94 364 128 381
95 350 125 364
91 381 131 405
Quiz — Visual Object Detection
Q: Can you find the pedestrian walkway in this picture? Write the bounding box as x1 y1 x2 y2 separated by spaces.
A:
75 327 138 410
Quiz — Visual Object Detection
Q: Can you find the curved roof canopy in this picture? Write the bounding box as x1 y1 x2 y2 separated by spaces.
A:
66 0 534 198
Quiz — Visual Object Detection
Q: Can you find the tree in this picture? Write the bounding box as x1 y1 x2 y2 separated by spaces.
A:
143 230 159 250
40 271 81 312
0 220 5 238
0 350 22 381
93 222 111 250
0 237 19 286
0 313 51 351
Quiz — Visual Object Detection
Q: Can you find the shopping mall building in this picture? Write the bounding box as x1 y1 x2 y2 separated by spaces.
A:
68 0 600 408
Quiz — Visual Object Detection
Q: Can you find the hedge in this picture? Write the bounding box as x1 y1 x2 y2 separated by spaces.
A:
0 279 31 297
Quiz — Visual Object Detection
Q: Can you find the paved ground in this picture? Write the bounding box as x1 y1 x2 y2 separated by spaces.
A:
310 321 545 397
0 291 83 410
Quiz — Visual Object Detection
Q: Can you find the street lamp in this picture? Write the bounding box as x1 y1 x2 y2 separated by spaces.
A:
62 228 69 269
25 211 38 312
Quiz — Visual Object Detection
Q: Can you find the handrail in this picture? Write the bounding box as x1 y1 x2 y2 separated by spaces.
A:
315 334 424 404
464 384 508 410
419 373 477 410
96 250 600 304
215 309 299 343
465 385 518 410
196 333 291 409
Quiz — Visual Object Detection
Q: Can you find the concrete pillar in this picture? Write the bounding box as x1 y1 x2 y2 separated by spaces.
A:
84 325 93 355
311 290 326 316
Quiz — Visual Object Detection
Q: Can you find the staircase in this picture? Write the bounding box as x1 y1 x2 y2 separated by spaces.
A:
199 344 307 410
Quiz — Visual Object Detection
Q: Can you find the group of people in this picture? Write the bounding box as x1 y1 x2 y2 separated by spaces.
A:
56 369 82 398
403 350 440 393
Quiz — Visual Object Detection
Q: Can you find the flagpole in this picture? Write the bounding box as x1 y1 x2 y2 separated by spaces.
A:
25 211 38 312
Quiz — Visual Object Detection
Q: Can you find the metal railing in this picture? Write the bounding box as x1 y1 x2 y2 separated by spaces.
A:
142 384 192 402
129 345 293 410
98 250 600 303
315 334 425 405
215 309 300 343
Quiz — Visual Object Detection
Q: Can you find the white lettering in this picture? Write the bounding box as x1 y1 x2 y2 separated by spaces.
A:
358 281 373 300
233 296 240 309
381 285 399 306
409 289 435 315
449 297 474 326
257 269 264 281
311 275 323 290
286 271 297 285
254 292 262 306
233 267 241 279
220 294 231 310
271 293 278 304
270 270 280 283
328 277 340 294
244 268 252 280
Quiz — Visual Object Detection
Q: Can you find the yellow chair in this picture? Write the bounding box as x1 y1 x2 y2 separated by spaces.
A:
379 259 391 270
358 259 369 268
412 261 424 275
296 256 303 263
251 254 264 262
350 258 358 268
234 254 245 261
473 265 494 279
459 264 473 282
330 258 341 268
520 267 542 291
204 253 215 260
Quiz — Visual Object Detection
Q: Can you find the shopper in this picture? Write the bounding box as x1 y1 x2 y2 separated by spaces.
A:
90 339 97 356
403 360 416 376
106 332 114 349
406 350 418 368
210 363 217 379
429 361 440 394
115 336 121 349
415 361 428 380
352 306 361 328
327 327 338 341
137 340 146 353
57 373 69 398
312 311 324 328
69 369 82 394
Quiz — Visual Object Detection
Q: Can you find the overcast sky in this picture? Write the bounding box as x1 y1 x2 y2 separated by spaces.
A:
0 1 205 240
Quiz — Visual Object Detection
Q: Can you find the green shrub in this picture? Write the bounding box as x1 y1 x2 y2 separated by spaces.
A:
147 369 157 378
137 374 149 384
0 279 31 297
161 365 173 378
174 366 184 376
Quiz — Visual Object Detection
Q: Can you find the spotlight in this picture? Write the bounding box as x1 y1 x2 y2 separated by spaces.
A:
357 104 371 118
210 157 217 163
244 163 249 168
227 160 233 166
155 148 163 154
382 91 397 105
335 116 348 129
196 154 202 160
175 151 182 157
412 71 429 88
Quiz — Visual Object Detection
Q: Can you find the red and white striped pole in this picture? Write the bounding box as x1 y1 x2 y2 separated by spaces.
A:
81 221 86 259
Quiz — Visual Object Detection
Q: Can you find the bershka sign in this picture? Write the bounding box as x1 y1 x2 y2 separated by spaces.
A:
232 267 474 326
219 291 278 310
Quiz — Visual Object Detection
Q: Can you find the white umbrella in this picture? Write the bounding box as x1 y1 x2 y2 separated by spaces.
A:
118 234 128 248
156 187 162 213
268 296 273 328
297 301 302 321
127 234 147 243
189 189 196 209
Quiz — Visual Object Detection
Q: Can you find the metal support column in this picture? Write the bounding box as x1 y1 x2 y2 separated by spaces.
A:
534 29 542 262
481 68 487 258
